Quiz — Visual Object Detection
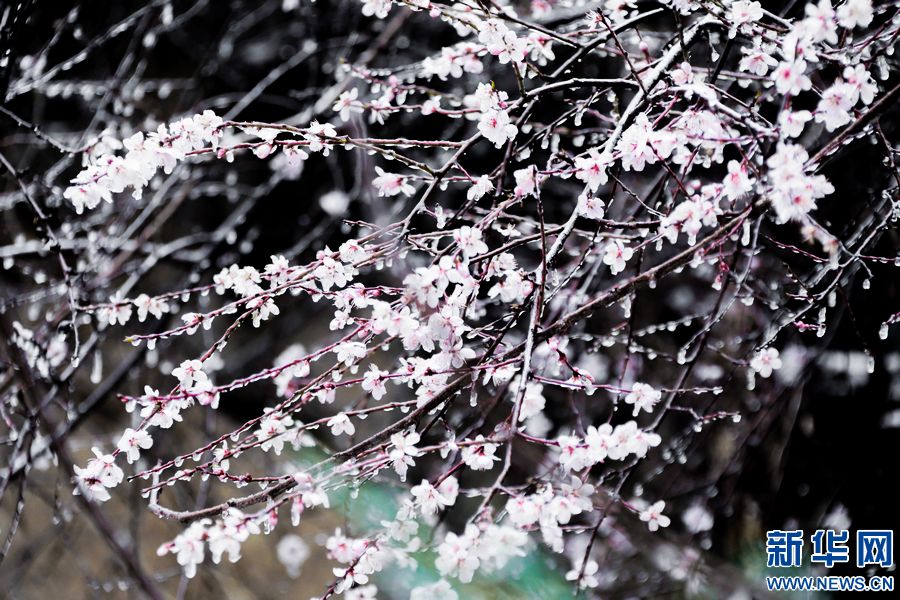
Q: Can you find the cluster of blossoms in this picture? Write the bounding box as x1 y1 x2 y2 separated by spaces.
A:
156 508 260 578
506 477 597 552
73 448 124 503
433 522 529 583
765 143 836 224
63 112 352 215
63 110 224 213
556 420 662 473
471 82 519 148
43 0 898 596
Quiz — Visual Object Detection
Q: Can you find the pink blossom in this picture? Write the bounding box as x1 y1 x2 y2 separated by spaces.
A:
373 166 415 197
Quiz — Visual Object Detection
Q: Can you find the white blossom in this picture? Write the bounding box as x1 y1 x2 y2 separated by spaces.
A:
624 382 662 416
116 427 153 464
460 435 500 470
327 413 356 437
602 240 634 275
750 347 782 378
639 500 671 532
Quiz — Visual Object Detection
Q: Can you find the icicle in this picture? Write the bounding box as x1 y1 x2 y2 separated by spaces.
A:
90 351 103 384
